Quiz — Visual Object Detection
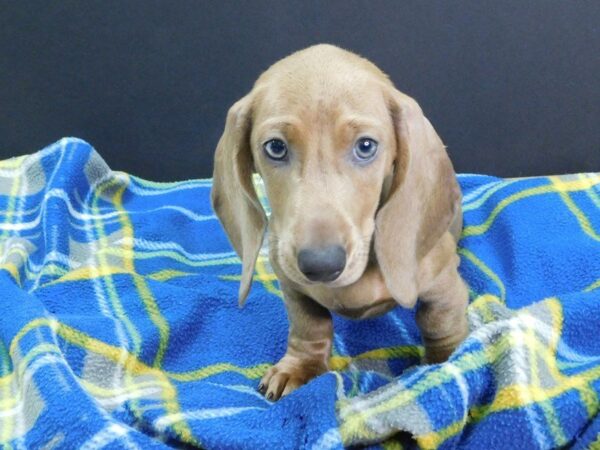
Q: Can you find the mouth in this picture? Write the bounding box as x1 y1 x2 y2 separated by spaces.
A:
302 269 343 283
282 264 348 287
292 272 342 287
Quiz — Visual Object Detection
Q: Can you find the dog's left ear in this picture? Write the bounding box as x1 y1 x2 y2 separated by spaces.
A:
211 93 267 307
375 88 461 307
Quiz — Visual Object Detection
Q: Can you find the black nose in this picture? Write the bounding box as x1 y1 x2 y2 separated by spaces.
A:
297 245 346 282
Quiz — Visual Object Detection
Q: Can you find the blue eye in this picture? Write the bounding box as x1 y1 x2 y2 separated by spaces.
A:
353 138 378 162
263 139 288 161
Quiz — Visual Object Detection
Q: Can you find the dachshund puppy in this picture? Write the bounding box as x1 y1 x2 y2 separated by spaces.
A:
212 44 469 400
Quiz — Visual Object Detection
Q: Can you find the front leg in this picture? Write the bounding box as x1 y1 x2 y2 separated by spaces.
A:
417 234 469 364
259 285 333 400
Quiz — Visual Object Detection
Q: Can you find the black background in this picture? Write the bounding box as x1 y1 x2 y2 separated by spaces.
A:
1 1 599 181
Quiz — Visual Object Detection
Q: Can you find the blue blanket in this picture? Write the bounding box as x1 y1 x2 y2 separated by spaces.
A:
0 138 599 449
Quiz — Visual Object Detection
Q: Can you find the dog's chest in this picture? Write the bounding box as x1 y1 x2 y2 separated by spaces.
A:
298 265 397 319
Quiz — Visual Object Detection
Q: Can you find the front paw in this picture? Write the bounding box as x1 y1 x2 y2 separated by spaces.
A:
258 355 327 401
422 325 469 364
423 342 457 364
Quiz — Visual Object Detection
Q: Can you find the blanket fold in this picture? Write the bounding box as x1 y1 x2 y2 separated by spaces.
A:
0 138 599 449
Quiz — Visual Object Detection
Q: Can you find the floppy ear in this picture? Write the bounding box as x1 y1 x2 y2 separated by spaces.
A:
375 89 461 308
211 94 267 307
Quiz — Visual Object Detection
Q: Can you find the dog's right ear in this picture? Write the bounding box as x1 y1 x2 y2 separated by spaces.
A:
374 88 461 308
211 93 267 307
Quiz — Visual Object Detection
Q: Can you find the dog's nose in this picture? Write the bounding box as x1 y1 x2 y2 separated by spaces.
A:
297 245 346 282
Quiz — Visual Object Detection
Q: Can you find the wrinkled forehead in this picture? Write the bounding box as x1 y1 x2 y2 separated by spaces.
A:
252 72 390 128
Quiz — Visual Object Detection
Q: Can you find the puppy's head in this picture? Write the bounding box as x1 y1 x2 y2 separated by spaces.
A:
212 44 460 306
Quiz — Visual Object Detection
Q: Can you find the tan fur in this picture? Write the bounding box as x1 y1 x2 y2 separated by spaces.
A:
211 44 469 400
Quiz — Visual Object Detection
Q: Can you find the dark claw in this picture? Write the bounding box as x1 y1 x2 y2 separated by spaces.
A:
267 392 274 400
258 383 265 393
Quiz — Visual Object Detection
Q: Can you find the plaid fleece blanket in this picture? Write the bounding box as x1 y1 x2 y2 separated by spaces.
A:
0 138 599 449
